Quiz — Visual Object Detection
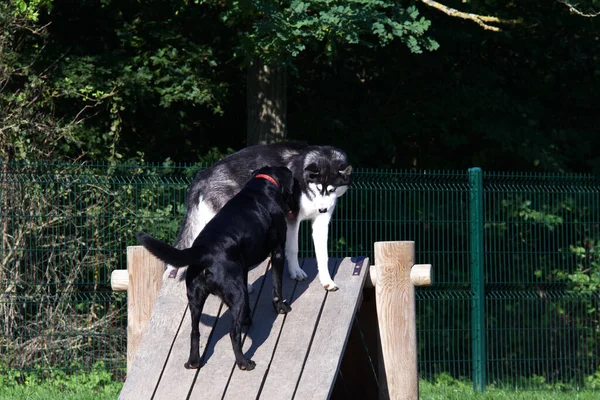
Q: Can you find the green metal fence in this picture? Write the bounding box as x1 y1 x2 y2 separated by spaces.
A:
1 163 598 391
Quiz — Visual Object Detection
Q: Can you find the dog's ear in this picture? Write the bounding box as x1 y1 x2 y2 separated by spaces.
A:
285 178 301 218
339 164 352 177
284 171 295 195
275 167 294 194
304 163 320 182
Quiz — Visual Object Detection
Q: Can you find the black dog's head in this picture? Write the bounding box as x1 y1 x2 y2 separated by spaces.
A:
251 166 299 219
252 165 294 194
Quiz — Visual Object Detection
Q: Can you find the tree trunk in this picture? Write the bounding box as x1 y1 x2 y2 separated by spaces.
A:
246 59 287 145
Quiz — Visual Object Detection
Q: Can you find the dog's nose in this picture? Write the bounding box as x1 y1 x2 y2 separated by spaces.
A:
318 208 328 213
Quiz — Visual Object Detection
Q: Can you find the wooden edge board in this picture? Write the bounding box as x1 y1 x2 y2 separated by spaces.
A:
119 269 189 400
152 295 223 399
293 257 369 400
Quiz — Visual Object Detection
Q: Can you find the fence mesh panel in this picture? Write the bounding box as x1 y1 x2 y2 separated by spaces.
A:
483 172 600 389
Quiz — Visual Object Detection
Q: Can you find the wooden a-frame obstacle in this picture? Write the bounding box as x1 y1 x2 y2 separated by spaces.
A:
111 241 432 400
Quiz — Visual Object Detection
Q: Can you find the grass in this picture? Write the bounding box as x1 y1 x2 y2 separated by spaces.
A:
1 369 597 400
0 363 123 400
421 384 596 400
2 382 596 400
0 384 122 400
420 375 598 400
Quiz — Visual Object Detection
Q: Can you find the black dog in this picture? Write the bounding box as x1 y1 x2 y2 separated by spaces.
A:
136 166 295 371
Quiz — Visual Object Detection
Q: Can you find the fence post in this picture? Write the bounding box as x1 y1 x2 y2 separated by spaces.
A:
469 168 486 392
374 241 419 400
125 246 164 372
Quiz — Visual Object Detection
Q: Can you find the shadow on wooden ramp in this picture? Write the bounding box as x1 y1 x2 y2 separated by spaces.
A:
119 257 369 400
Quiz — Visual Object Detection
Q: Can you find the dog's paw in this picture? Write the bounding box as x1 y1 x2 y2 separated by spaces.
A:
273 299 292 314
321 278 339 292
289 267 308 281
184 360 201 369
237 359 256 371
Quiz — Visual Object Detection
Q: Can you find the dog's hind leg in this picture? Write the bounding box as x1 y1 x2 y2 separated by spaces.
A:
271 247 292 314
184 282 209 369
227 282 256 371
242 286 252 329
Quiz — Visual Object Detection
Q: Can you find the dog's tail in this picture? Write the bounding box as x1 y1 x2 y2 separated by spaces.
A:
136 232 202 268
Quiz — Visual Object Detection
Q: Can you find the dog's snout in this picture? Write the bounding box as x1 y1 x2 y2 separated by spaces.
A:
318 208 328 213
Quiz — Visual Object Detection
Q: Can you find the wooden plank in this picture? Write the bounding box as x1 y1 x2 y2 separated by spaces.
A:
119 268 188 400
119 256 369 400
151 292 223 399
223 262 300 399
294 257 369 400
154 259 271 398
126 246 165 372
188 260 270 400
256 258 328 400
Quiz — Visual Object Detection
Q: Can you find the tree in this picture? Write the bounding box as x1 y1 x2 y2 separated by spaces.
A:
197 0 596 145
196 0 440 144
0 0 86 162
3 0 598 168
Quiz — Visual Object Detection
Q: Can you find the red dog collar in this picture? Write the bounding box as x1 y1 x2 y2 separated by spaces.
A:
255 174 278 187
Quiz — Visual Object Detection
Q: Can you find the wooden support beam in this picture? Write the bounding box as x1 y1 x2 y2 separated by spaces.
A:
123 246 165 372
374 241 432 400
410 264 433 287
111 269 128 291
365 263 432 289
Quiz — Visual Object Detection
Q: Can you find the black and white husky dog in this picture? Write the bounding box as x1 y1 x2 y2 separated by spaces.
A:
169 142 352 291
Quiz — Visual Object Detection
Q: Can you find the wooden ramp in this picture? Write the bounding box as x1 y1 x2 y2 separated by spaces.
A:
119 257 369 400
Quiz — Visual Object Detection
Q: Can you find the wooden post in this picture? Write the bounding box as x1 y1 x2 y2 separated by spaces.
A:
121 246 164 372
373 241 431 400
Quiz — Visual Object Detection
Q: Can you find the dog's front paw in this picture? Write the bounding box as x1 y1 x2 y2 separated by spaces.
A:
273 299 292 314
289 267 308 281
237 359 256 371
320 278 339 292
184 360 201 369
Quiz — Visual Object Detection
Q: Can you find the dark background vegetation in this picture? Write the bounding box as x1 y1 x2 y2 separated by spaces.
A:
2 0 599 172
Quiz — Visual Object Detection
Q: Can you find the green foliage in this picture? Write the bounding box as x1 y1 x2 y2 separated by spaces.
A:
0 1 125 162
0 163 193 375
202 0 438 63
114 10 227 111
0 361 122 400
3 0 599 170
482 185 600 385
9 0 52 22
420 374 599 399
2 0 233 163
2 0 425 163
